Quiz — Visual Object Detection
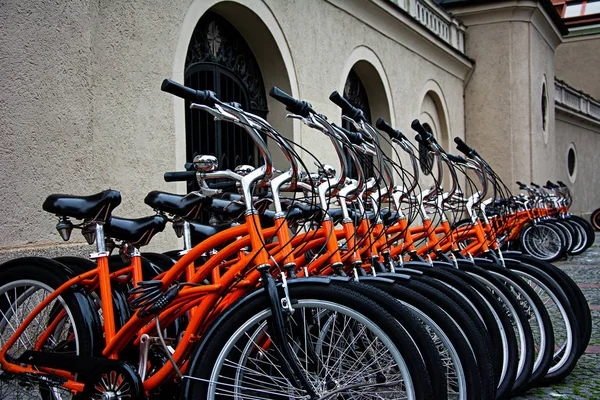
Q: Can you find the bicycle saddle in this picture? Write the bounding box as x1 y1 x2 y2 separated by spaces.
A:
104 215 168 247
189 221 236 242
43 190 121 221
144 191 208 219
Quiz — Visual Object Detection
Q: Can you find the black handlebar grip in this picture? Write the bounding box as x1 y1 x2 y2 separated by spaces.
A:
411 119 434 142
375 118 406 141
333 123 363 145
164 171 196 182
161 79 217 106
516 181 525 186
557 180 567 187
531 182 541 189
269 86 314 118
454 137 475 157
329 91 365 122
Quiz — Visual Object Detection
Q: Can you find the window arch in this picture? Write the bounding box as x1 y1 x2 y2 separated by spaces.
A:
184 11 268 187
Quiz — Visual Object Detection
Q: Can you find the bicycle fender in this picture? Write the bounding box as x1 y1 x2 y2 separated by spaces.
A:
0 256 77 281
54 256 97 275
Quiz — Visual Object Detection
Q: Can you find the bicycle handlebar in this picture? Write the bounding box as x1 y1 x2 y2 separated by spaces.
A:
375 118 406 141
161 79 217 107
164 171 196 182
411 119 434 143
269 86 315 118
329 91 365 123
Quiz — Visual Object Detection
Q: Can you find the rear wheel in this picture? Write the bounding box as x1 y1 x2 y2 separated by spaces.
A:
0 264 96 399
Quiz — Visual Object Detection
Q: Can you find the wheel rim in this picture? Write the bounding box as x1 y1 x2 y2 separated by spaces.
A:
0 280 80 400
207 299 415 399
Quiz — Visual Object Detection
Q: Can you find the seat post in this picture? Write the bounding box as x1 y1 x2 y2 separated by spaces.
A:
92 222 117 353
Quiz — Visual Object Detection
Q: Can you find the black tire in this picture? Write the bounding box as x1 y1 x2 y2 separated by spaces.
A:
552 219 576 254
452 261 535 396
329 281 448 400
0 263 97 399
476 262 555 388
182 282 433 399
591 207 600 231
505 253 591 357
502 258 582 385
562 218 588 255
568 215 596 250
391 264 518 400
367 277 494 399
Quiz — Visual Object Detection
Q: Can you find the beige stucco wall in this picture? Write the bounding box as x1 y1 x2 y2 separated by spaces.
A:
555 113 600 215
0 0 469 257
556 34 600 100
451 2 561 193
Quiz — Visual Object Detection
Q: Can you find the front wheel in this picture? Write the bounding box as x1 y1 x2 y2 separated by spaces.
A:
182 282 432 399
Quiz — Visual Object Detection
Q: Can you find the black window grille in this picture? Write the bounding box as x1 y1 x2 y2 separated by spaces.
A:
184 11 268 193
342 69 374 179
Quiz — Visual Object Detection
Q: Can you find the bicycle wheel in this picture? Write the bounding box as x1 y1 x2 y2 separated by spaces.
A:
455 261 536 396
393 264 518 400
519 222 566 261
182 282 432 399
480 264 554 388
367 277 494 400
563 218 587 255
503 259 581 385
552 220 575 254
591 207 600 231
505 253 591 357
568 215 596 250
329 281 447 399
0 263 97 399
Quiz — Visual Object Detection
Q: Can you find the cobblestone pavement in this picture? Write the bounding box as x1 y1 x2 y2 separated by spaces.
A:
513 233 600 400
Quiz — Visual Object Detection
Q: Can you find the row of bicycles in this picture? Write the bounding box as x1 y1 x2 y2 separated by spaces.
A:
0 79 593 399
499 181 596 262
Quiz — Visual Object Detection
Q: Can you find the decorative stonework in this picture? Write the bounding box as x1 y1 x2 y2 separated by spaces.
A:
555 79 600 124
386 0 466 52
186 11 268 113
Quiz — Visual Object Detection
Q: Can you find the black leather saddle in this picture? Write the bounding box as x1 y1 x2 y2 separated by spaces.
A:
144 191 208 219
43 190 121 221
104 215 168 247
189 221 235 243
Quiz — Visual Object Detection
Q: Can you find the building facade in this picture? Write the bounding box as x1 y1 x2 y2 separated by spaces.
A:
0 0 598 258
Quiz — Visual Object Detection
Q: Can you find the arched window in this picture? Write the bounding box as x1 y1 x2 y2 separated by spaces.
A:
342 69 373 179
185 11 268 190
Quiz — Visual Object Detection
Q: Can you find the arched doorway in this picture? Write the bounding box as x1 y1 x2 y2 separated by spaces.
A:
184 11 268 185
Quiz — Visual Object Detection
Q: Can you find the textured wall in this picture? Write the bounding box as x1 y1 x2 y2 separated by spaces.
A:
0 0 468 257
556 35 600 100
462 21 529 186
457 4 563 195
555 115 600 216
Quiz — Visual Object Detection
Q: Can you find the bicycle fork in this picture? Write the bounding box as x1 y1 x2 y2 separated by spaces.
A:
258 265 317 399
